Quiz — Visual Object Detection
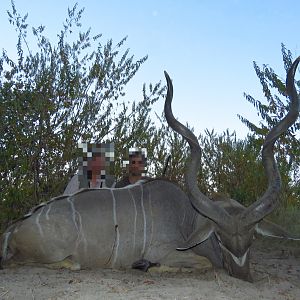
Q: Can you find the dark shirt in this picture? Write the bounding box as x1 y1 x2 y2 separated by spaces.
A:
115 176 131 188
115 176 151 188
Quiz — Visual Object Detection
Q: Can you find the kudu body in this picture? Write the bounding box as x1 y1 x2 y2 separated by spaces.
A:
0 180 221 271
164 57 300 281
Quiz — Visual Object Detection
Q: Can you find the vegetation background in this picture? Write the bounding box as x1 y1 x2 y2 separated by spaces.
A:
0 3 299 234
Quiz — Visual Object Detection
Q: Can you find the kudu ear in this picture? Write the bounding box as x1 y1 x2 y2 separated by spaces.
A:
255 219 300 240
177 220 214 251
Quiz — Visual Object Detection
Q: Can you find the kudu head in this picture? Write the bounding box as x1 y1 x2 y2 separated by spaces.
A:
164 57 300 281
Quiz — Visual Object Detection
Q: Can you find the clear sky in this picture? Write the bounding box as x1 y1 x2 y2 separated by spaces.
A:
0 0 299 138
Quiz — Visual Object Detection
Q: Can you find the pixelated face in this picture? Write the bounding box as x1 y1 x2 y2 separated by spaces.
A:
78 142 114 180
125 147 147 177
88 155 105 171
129 154 145 176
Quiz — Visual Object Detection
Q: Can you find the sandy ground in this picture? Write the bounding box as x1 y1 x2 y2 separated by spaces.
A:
0 238 299 300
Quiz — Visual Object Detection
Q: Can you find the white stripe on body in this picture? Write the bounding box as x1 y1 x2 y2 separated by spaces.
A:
35 206 45 238
145 185 154 256
1 232 11 261
45 203 52 221
128 189 137 252
110 190 120 267
140 185 147 256
67 197 87 253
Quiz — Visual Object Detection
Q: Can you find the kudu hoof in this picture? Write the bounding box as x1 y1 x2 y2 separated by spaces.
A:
131 259 160 272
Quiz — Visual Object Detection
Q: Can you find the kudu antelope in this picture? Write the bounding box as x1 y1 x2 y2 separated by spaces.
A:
164 56 300 281
0 59 299 283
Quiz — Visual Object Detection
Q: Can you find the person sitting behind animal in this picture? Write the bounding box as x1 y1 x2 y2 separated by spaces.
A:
64 142 115 195
115 147 151 188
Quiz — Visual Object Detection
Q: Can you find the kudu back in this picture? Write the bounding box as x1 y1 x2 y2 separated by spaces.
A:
164 57 300 281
